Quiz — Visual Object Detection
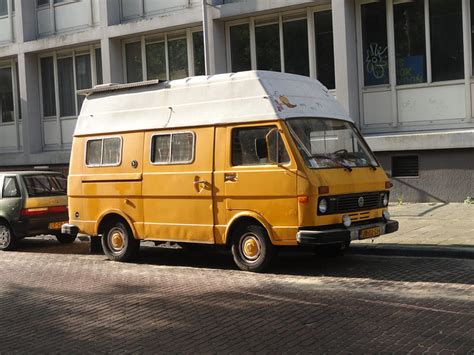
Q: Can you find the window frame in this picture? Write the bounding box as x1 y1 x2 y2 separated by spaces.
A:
84 136 123 168
0 60 21 153
230 125 292 167
150 131 196 166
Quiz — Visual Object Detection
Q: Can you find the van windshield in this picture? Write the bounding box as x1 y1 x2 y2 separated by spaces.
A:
22 174 67 197
286 118 379 169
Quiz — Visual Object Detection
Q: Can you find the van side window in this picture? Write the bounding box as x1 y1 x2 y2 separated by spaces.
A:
151 132 194 164
2 177 20 198
86 137 122 167
232 126 290 166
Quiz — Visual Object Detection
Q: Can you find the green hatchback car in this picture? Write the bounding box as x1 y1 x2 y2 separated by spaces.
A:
0 171 75 251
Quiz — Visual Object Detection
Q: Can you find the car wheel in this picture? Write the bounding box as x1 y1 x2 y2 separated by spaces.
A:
231 224 275 272
0 221 16 251
55 233 77 244
101 221 139 262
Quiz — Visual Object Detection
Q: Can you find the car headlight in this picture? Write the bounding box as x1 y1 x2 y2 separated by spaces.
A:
318 199 328 214
342 214 351 228
383 210 391 221
382 193 389 207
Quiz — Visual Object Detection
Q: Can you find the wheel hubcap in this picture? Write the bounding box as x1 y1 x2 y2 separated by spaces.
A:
240 233 261 263
109 229 125 252
0 226 11 248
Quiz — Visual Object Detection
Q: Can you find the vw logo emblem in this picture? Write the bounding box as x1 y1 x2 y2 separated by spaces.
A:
358 196 365 208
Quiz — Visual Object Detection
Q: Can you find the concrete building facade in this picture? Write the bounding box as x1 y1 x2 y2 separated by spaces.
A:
0 0 473 202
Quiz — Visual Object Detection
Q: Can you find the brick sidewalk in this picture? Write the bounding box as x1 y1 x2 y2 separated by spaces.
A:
351 203 474 258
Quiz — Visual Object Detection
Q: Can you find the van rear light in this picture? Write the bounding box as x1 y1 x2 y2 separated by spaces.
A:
21 206 67 216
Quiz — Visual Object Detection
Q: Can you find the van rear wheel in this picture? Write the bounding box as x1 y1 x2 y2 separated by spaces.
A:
102 221 139 262
231 224 275 272
0 222 16 251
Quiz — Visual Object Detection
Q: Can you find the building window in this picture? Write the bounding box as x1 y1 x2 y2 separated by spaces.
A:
0 0 8 16
392 156 419 178
40 47 101 120
168 36 188 80
146 40 166 80
394 0 426 85
40 56 56 117
151 132 195 164
314 10 335 90
192 31 205 76
57 57 75 117
255 19 281 72
229 24 251 72
430 0 464 82
227 10 335 86
125 42 143 83
37 0 50 7
283 18 309 76
0 67 14 123
95 48 103 85
75 54 92 112
125 30 201 83
361 1 389 86
86 137 122 167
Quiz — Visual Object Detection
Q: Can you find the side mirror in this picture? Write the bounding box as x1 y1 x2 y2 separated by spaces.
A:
255 138 268 160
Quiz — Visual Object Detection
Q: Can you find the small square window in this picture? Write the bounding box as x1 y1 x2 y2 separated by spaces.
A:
86 137 122 167
151 132 194 164
392 156 419 177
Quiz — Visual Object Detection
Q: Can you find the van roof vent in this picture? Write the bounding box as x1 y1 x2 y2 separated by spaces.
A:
77 79 163 96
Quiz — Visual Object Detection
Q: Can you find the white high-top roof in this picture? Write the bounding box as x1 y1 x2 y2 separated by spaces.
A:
74 70 351 137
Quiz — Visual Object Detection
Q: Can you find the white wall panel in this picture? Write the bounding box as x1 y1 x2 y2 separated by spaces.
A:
362 90 392 125
43 120 60 145
398 85 466 123
92 0 100 24
144 0 188 14
37 7 53 36
55 2 90 32
60 119 77 144
18 122 22 147
0 125 17 149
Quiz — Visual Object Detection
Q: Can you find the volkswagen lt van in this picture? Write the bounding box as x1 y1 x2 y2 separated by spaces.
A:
62 71 398 272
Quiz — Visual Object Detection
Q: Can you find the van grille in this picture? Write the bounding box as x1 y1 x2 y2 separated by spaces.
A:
318 191 387 215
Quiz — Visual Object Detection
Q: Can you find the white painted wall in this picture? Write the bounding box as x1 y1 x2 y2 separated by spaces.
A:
0 17 11 42
0 125 18 149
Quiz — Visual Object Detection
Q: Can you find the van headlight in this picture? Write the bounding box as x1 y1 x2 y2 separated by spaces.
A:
382 193 389 207
318 199 328 214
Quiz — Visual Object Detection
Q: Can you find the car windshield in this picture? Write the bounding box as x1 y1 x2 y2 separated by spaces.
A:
22 174 67 197
286 118 378 169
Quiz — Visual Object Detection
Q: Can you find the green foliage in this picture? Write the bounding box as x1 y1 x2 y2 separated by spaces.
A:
464 196 474 205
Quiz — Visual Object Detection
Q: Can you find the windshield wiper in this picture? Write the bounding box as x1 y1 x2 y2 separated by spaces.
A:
310 154 353 172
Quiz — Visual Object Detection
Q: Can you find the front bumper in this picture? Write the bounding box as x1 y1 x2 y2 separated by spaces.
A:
296 219 399 246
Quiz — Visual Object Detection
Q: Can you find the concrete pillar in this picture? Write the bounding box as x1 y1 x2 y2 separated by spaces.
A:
101 37 124 84
208 19 227 75
332 0 360 126
18 53 43 154
16 0 37 42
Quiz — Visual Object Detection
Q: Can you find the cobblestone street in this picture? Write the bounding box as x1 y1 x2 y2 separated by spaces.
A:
0 238 473 353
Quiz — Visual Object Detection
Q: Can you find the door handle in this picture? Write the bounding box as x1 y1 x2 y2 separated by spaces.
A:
193 180 208 185
224 173 238 182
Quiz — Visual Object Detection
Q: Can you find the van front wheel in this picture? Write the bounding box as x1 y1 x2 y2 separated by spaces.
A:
231 224 275 272
102 221 139 262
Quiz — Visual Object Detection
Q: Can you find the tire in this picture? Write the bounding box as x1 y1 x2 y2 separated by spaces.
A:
0 221 16 251
101 221 140 262
231 224 275 272
55 233 77 244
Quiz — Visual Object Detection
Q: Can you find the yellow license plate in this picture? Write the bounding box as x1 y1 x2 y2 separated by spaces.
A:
359 226 381 239
48 221 67 230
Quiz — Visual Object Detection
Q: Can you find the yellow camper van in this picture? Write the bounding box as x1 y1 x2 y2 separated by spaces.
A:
62 71 398 272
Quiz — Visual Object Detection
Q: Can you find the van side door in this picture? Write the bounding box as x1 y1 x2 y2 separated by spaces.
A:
142 127 215 243
218 123 298 243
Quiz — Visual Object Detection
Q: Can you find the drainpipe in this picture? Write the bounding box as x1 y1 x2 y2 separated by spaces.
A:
202 0 210 75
